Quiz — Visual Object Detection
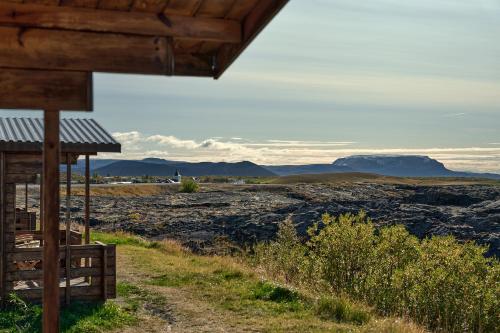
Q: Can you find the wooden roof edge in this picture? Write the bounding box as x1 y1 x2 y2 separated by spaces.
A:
214 0 289 80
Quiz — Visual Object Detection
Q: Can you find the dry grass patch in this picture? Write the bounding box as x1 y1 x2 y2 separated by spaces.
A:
69 184 177 197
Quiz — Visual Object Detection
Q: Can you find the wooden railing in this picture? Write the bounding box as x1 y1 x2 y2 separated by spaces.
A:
5 243 116 303
15 230 82 246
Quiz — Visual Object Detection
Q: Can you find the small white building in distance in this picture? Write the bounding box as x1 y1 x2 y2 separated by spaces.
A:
173 169 182 183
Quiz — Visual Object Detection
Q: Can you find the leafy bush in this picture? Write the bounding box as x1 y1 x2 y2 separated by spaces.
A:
253 217 306 283
179 178 199 193
252 211 500 333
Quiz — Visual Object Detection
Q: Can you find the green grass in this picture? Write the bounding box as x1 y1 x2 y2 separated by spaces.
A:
2 231 424 333
0 294 136 333
90 230 160 249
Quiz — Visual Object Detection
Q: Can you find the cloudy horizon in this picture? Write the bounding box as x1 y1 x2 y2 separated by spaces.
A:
94 131 500 173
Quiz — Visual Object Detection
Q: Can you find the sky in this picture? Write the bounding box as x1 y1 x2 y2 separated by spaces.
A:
2 0 500 172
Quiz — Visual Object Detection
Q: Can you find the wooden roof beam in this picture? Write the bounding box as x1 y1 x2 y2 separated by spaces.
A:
215 0 288 79
0 2 242 43
0 68 92 111
0 27 214 76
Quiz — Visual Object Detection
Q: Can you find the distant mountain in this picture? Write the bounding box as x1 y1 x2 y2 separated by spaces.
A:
266 155 500 180
332 155 450 177
92 159 276 177
69 159 118 174
265 164 353 176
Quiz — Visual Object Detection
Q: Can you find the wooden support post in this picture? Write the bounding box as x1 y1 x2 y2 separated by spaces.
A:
42 110 60 333
85 155 90 245
39 174 43 242
84 155 90 281
65 154 71 305
25 183 28 211
0 152 5 306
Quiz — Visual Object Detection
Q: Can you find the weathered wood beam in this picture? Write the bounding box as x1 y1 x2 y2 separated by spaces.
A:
0 68 92 111
0 2 241 43
0 27 213 76
0 153 5 306
0 26 172 74
215 0 288 79
42 110 60 333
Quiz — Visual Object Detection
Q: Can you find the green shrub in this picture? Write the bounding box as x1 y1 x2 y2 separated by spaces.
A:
315 296 371 325
253 217 306 283
179 178 199 193
252 211 500 333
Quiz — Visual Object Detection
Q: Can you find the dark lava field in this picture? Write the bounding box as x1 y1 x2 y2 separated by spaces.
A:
19 183 500 256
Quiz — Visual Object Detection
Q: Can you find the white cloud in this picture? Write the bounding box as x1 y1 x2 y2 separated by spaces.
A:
100 131 500 173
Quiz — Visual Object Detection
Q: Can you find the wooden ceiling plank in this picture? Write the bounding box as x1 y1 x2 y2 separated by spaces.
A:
60 0 99 8
224 0 258 20
215 0 288 79
0 2 241 43
195 0 234 18
0 69 92 111
131 0 166 13
163 0 201 16
97 0 131 11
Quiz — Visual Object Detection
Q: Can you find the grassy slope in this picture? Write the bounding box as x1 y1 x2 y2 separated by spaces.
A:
93 232 425 333
0 231 425 332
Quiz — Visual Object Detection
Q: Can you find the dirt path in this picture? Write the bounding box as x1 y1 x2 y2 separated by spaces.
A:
115 246 264 333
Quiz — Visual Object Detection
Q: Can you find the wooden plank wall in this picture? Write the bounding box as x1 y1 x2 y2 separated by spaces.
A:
2 153 39 297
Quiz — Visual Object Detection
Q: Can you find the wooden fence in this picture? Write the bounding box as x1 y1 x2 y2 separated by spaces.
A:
5 243 115 303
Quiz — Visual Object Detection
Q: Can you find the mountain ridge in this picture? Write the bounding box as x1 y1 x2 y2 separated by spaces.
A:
73 155 500 180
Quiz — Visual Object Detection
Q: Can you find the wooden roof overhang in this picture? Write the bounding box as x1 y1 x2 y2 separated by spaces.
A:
0 0 288 111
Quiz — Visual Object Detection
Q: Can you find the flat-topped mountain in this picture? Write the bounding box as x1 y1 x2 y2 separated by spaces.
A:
266 155 500 179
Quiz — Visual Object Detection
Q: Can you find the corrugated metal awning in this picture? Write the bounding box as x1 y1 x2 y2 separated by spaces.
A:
0 117 121 153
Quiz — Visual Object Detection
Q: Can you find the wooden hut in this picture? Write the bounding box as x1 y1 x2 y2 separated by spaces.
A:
0 0 288 331
0 117 121 303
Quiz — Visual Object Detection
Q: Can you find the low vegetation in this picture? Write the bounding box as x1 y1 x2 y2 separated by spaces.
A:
6 213 495 332
253 212 500 333
0 294 135 333
179 178 199 193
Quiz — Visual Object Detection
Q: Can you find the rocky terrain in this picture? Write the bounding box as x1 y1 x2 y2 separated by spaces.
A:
19 183 500 256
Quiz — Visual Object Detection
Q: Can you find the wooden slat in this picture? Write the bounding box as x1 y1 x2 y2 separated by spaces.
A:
215 0 288 79
5 154 40 164
6 266 115 281
0 27 172 75
5 173 37 183
0 69 92 111
0 2 241 43
6 161 42 174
